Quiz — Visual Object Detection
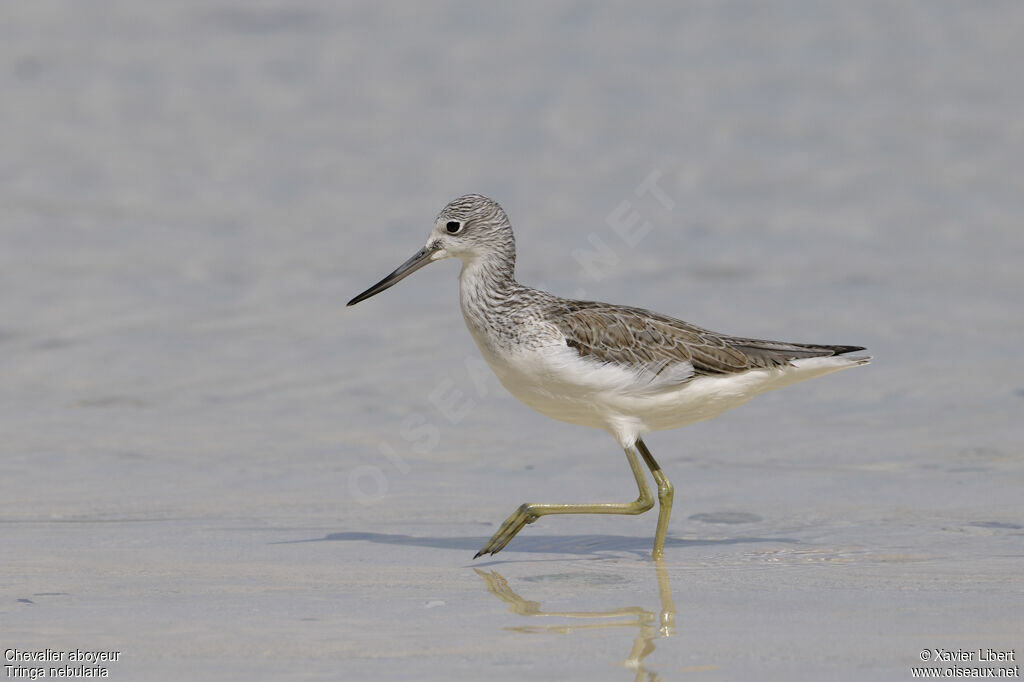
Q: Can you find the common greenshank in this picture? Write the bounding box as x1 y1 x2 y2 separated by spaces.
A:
348 194 869 559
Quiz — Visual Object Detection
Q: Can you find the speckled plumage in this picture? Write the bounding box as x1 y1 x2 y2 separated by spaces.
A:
348 194 870 558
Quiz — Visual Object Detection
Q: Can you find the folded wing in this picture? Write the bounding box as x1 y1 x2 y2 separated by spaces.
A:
549 302 864 387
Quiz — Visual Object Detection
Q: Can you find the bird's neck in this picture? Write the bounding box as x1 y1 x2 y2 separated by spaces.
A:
458 253 519 333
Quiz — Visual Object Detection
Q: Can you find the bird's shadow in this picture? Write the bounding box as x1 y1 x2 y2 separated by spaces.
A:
277 531 798 558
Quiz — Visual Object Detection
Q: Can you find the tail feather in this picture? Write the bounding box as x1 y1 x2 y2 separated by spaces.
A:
728 338 869 366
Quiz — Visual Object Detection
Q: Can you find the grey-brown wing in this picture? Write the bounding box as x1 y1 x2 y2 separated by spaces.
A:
548 302 862 378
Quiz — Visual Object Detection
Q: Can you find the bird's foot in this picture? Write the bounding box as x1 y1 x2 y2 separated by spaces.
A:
474 504 537 559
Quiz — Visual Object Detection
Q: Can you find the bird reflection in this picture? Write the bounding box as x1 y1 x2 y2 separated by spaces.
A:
475 560 675 680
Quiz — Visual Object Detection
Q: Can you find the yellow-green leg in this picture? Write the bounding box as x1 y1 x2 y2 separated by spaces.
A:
474 441 661 559
635 437 674 560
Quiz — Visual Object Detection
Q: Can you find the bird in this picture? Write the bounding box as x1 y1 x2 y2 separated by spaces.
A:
347 194 869 559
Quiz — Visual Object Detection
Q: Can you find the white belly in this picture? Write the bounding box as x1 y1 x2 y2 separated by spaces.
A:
474 337 864 447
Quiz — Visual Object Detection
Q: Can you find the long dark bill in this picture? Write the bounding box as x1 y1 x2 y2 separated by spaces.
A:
347 245 437 306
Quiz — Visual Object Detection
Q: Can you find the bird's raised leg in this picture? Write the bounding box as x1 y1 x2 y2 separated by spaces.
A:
635 437 674 560
474 443 655 559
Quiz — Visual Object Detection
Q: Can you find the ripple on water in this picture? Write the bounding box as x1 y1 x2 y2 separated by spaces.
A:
688 511 763 524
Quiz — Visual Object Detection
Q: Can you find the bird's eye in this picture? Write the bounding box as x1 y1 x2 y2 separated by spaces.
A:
446 221 463 234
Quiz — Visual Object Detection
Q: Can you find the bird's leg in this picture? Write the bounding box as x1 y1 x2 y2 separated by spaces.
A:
474 444 655 559
635 437 674 560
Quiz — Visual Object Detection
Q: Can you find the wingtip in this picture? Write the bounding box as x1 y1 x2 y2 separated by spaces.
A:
833 345 871 365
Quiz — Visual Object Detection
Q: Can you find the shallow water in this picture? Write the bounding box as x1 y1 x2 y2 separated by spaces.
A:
2 2 1022 680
